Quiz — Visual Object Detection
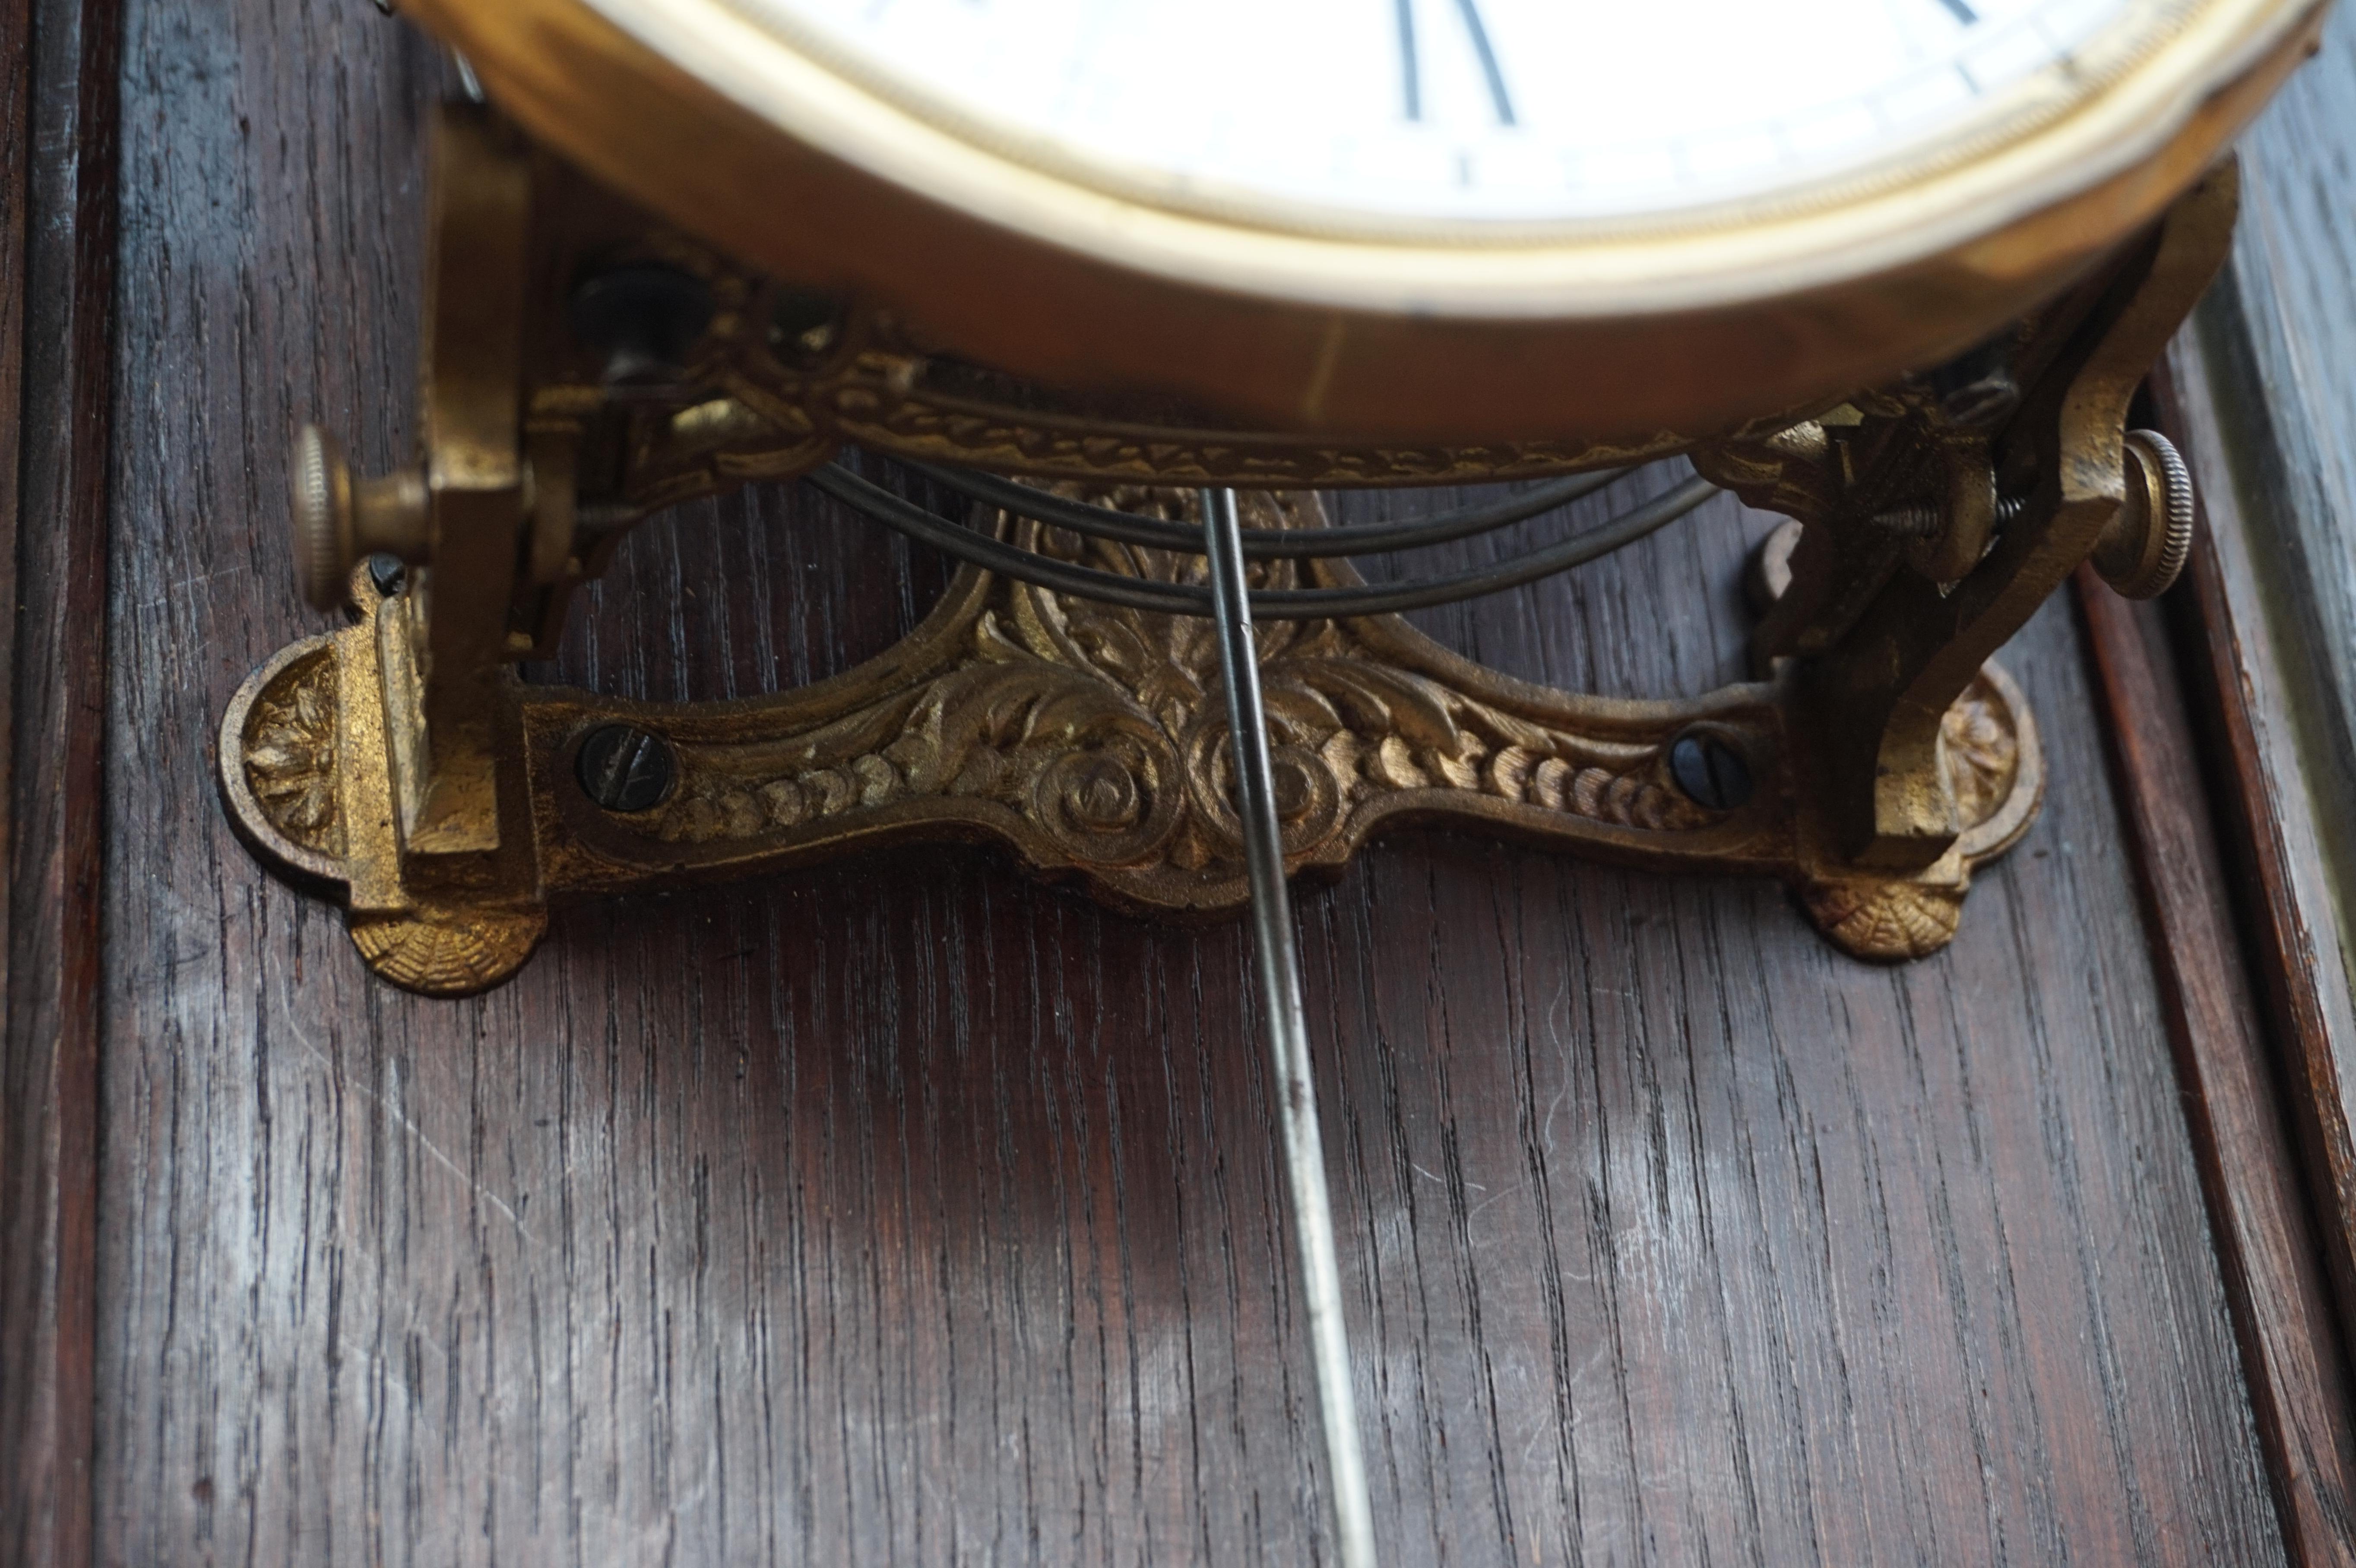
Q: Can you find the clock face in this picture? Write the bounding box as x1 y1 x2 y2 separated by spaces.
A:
422 0 2308 438
701 0 2185 231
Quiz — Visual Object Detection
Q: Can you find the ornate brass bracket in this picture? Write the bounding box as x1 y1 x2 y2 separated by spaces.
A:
215 106 2229 996
221 490 2046 993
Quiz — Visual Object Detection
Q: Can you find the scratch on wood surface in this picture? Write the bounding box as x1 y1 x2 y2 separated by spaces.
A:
130 560 251 613
75 0 2316 1559
284 1020 535 1242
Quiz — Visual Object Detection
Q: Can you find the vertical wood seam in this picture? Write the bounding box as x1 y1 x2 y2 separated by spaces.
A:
2152 348 2356 1371
2 0 122 1564
2076 562 2356 1565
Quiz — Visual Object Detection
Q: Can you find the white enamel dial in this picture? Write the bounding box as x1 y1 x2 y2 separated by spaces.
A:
710 0 2181 228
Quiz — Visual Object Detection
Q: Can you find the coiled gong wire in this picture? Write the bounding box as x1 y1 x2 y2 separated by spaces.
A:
808 454 1724 1568
807 456 1720 617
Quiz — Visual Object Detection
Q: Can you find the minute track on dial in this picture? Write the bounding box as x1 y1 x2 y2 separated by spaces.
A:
707 0 2148 223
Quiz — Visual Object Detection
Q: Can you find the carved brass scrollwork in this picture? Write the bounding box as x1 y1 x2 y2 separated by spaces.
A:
222 488 2045 994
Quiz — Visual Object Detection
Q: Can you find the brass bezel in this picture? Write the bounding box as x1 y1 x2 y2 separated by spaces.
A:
592 0 2259 263
402 0 2320 439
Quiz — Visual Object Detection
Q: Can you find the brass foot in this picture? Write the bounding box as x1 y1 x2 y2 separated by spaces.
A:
1748 517 2043 961
218 491 2042 993
1792 662 2042 961
344 908 548 996
217 620 548 997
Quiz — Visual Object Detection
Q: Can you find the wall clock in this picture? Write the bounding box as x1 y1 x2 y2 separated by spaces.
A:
212 2 2328 1556
218 0 2321 988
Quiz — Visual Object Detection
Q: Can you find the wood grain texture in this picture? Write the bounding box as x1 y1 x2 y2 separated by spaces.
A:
3 1 121 1564
2151 337 2356 1387
87 2 2299 1564
2183 0 2356 1290
0 2 37 1545
2077 565 2356 1564
2201 0 2356 819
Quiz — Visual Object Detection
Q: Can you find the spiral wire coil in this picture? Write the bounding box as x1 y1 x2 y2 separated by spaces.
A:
804 455 1722 618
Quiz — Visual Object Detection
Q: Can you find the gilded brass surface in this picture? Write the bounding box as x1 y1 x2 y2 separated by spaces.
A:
392 0 2322 440
1736 161 2237 871
404 108 535 861
219 496 2042 995
705 335 1721 490
218 603 549 996
213 104 2236 995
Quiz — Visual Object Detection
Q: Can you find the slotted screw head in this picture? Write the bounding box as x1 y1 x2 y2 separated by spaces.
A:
576 724 677 814
289 424 356 612
1927 335 2021 427
1670 730 1753 812
568 264 715 389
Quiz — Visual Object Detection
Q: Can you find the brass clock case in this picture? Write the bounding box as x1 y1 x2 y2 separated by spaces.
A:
403 0 2320 440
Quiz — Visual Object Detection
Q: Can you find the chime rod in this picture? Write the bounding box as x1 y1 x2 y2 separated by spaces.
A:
1201 486 1380 1568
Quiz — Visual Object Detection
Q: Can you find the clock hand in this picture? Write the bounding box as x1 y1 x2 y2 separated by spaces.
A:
1396 0 1422 119
1451 0 1517 125
1396 0 1515 125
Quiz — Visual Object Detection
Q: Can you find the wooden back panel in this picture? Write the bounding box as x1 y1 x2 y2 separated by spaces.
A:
6 1 2351 1563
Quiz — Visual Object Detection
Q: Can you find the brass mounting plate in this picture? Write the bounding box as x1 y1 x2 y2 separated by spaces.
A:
219 491 2042 996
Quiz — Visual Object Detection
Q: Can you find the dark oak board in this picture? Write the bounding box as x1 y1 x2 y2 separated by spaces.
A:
2 2 119 1565
2077 565 2356 1565
2 0 2349 1563
2169 3 2356 1397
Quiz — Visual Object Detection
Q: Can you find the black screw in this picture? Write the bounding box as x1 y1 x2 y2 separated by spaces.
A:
1670 730 1752 812
768 287 843 361
1928 336 2020 427
567 263 715 390
1937 373 2019 427
366 552 406 597
576 724 677 813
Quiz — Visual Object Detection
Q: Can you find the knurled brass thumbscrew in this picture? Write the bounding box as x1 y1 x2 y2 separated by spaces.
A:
288 425 431 612
2093 429 2195 600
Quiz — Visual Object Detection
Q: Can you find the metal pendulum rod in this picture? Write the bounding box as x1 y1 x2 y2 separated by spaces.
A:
1200 487 1379 1568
